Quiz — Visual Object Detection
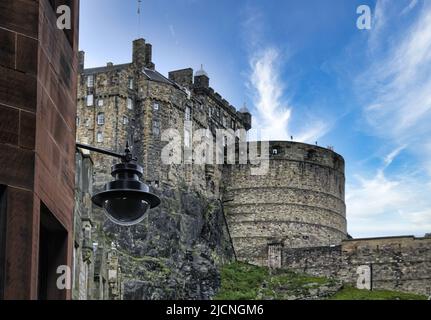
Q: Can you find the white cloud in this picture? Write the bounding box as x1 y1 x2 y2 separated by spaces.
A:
247 47 330 142
348 1 431 237
361 2 431 142
383 144 406 167
401 0 419 15
248 48 291 141
346 146 431 237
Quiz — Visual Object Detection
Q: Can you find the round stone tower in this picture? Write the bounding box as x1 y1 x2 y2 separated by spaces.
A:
222 141 347 266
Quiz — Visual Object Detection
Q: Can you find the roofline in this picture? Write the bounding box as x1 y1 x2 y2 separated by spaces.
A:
82 63 132 74
343 235 428 242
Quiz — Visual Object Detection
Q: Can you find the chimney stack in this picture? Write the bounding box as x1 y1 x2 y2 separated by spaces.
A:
78 51 85 72
133 39 154 69
133 38 146 68
145 43 154 70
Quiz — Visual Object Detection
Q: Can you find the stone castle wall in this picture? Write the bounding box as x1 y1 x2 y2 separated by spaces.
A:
75 38 430 299
76 39 251 198
222 141 347 265
283 236 431 296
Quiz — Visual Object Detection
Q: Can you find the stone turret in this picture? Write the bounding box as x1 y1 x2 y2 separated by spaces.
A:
169 68 193 88
239 104 252 131
194 65 209 89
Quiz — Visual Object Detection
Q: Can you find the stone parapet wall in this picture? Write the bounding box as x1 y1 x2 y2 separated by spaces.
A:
282 236 431 296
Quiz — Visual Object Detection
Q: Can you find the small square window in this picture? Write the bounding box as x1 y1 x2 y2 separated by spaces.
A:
123 116 129 125
153 120 160 136
97 113 105 125
272 149 278 155
98 99 104 107
153 103 159 111
223 116 227 127
231 120 236 130
87 75 94 88
97 132 103 143
87 94 94 107
127 98 133 110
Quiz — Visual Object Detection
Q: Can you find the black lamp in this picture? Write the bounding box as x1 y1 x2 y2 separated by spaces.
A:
77 142 161 226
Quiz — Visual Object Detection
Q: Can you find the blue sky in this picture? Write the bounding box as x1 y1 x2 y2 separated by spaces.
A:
80 0 431 238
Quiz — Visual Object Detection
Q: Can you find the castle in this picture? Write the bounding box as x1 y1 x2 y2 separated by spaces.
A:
74 39 431 299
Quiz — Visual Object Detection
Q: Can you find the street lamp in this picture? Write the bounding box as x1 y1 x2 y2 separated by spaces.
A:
76 142 161 226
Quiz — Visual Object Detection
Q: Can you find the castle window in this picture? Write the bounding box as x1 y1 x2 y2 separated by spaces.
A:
87 75 94 88
76 116 80 127
123 116 129 125
128 78 134 90
272 148 278 155
96 132 103 143
231 120 236 130
97 113 105 125
208 107 212 117
185 106 191 121
153 120 160 136
98 99 104 107
153 102 159 111
86 94 94 107
127 98 133 110
222 116 227 127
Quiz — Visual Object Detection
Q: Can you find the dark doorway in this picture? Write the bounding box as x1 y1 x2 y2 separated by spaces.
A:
38 203 68 300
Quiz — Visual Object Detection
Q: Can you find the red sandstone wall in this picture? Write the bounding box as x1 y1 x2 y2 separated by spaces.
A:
0 0 79 299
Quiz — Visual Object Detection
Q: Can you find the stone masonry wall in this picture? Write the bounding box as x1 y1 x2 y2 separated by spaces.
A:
223 141 347 266
283 236 431 296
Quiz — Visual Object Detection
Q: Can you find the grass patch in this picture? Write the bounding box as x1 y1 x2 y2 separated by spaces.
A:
214 262 334 300
215 262 428 300
214 262 268 300
329 286 427 300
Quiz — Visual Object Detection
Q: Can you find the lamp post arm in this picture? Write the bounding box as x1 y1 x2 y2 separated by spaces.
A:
76 142 125 160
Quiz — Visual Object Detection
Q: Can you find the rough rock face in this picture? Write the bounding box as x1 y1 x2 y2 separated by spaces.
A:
102 188 235 300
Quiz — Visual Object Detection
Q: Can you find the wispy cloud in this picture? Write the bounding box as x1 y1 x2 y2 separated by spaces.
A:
383 144 406 168
249 48 291 140
244 8 330 143
401 0 419 15
348 0 431 236
360 1 431 143
347 148 431 237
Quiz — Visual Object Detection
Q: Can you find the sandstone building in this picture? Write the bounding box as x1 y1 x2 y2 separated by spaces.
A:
0 0 79 299
75 38 430 298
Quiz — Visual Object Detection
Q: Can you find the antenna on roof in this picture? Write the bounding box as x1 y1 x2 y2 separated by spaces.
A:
137 0 143 37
